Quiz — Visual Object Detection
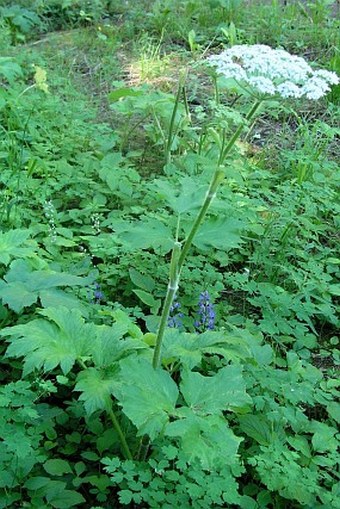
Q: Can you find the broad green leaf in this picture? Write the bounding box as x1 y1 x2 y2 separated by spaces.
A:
180 365 252 415
192 216 245 251
129 268 155 292
39 289 88 316
151 177 206 214
327 402 340 423
0 259 93 312
133 289 161 314
109 87 144 101
238 415 272 446
310 421 338 453
328 284 340 296
0 229 32 265
24 477 51 490
43 459 73 476
75 368 119 415
48 490 85 508
113 218 173 253
113 356 178 439
2 307 96 375
91 323 146 368
166 409 242 469
162 329 251 370
0 57 22 82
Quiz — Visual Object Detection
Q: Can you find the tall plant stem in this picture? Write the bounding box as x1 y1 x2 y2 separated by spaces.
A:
165 74 187 164
107 404 133 460
152 99 262 369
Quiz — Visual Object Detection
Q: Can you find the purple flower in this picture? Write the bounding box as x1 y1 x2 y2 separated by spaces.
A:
168 298 183 329
195 291 215 332
93 282 104 303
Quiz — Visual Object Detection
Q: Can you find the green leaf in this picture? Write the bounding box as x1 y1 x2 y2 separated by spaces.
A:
328 284 340 296
327 402 340 423
166 410 242 469
133 289 161 314
2 307 96 375
24 476 51 490
192 216 245 251
91 322 146 368
311 422 338 453
151 176 206 214
75 368 119 415
113 356 179 439
0 229 33 265
113 218 173 253
0 259 92 312
238 415 272 446
39 289 88 316
0 57 23 82
109 87 143 101
180 365 252 415
129 268 155 292
43 459 73 476
48 490 85 508
162 329 251 370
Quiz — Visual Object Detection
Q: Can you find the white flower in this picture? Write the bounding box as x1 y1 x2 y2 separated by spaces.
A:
206 44 339 100
313 69 339 85
276 81 303 98
301 76 331 100
248 76 276 95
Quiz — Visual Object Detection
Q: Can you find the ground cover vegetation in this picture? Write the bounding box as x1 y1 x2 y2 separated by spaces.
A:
0 0 339 507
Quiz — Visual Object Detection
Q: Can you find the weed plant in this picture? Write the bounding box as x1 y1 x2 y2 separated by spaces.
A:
0 1 339 508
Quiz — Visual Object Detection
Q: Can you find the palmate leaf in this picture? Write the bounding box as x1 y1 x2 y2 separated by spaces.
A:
91 323 147 368
113 356 178 440
166 409 242 470
0 57 23 82
112 217 174 253
74 367 119 415
150 176 206 214
0 229 33 266
180 366 252 415
162 328 251 370
0 259 92 312
2 307 96 375
192 216 245 251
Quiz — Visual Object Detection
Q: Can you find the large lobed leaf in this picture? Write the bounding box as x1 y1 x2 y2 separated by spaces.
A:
3 307 96 375
113 356 179 440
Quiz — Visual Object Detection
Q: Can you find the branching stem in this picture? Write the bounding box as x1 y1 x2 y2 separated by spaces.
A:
152 99 262 369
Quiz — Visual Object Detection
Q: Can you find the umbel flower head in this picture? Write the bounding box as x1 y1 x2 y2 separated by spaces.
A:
207 45 339 100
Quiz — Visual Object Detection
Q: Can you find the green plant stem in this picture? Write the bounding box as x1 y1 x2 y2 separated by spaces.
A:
219 99 262 165
165 75 186 164
152 283 178 369
152 99 262 369
107 405 133 460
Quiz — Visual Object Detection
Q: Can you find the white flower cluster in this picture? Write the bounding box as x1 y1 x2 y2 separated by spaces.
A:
207 45 339 100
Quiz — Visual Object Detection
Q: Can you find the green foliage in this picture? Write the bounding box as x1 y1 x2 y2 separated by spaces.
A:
0 2 339 507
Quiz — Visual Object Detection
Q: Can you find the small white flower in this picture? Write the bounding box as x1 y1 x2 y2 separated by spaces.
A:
276 81 303 98
302 76 330 100
206 44 339 100
313 69 339 85
248 76 276 95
